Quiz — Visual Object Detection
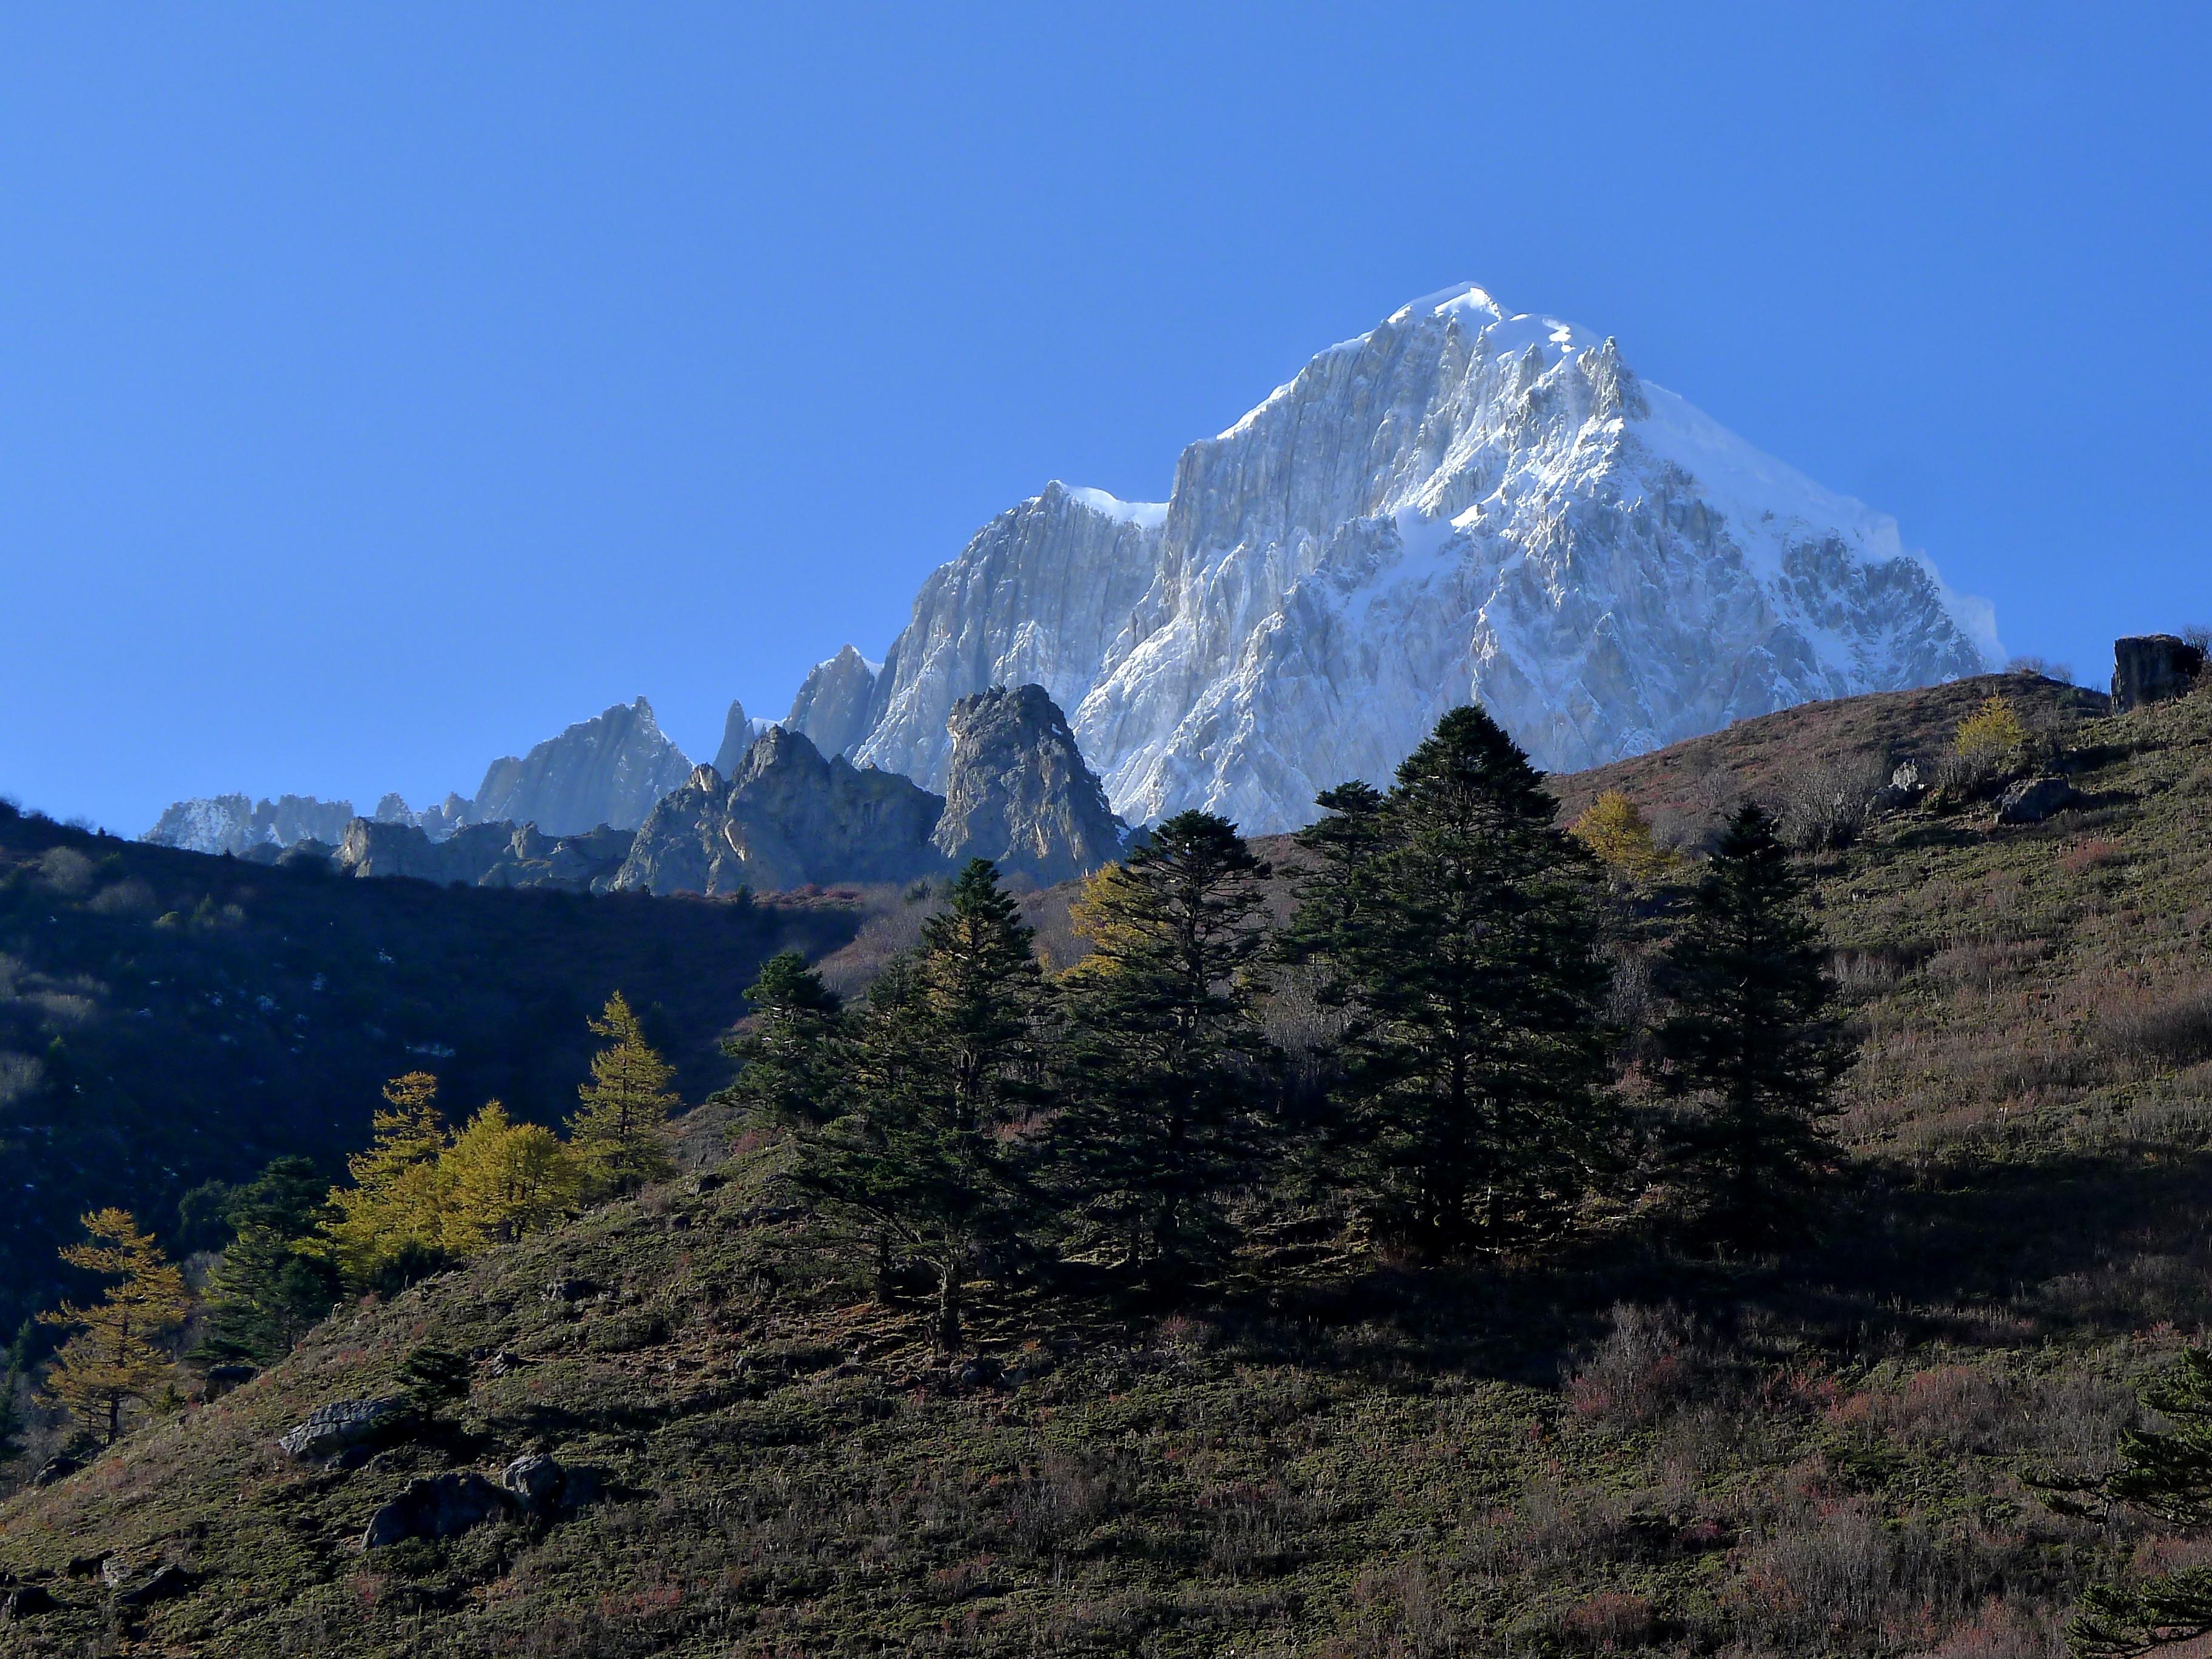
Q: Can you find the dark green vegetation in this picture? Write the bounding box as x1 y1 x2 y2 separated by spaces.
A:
5 670 2212 1657
0 809 855 1332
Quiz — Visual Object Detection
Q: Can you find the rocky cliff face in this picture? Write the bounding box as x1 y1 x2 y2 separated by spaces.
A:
149 700 689 852
931 684 1124 886
468 697 694 837
144 794 359 855
711 700 774 776
785 645 882 759
853 484 1165 791
841 286 1997 834
609 731 945 897
333 819 633 891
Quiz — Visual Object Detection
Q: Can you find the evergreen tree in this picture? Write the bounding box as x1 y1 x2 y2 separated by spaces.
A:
197 1159 341 1364
796 860 1045 1349
38 1208 190 1445
1057 812 1273 1277
1289 706 1617 1261
1655 801 1850 1239
570 993 680 1197
441 1102 577 1251
322 1071 454 1291
2072 1346 2212 1656
725 952 847 1130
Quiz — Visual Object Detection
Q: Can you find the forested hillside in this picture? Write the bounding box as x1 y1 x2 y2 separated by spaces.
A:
4 672 2210 1657
0 811 855 1332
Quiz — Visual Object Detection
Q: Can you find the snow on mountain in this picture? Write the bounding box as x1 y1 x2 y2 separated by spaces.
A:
844 283 1997 833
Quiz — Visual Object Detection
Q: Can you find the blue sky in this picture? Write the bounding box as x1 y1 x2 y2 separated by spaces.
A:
3 3 2208 833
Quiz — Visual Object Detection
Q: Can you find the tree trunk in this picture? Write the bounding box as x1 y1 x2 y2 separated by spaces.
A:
934 1263 961 1355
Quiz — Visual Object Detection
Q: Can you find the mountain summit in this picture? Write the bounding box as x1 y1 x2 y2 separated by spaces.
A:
828 284 1995 833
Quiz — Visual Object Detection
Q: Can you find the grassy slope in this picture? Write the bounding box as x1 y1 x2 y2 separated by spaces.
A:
0 813 857 1332
5 682 2211 1657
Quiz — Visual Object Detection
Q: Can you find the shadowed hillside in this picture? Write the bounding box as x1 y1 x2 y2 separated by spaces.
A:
0 809 857 1333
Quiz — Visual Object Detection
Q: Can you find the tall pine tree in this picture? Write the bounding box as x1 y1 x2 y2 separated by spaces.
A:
321 1071 453 1291
1057 812 1272 1278
1656 800 1849 1239
725 951 848 1130
2071 1347 2212 1656
1288 706 1617 1261
198 1156 340 1364
38 1209 190 1446
570 993 680 1197
795 860 1046 1349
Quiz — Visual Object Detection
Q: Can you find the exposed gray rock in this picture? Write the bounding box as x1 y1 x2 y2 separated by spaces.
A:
333 819 632 891
143 793 357 855
469 697 694 836
362 1471 512 1549
1996 776 2080 825
501 1452 563 1512
2113 634 2206 713
786 645 883 760
278 1395 407 1461
854 483 1162 793
931 685 1124 885
111 1564 195 1607
712 699 773 776
609 728 945 896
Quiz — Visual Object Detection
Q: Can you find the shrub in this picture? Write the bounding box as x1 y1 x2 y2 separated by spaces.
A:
1569 790 1677 879
2100 990 2212 1072
1778 752 1891 851
1956 695 2029 760
1564 1303 1709 1429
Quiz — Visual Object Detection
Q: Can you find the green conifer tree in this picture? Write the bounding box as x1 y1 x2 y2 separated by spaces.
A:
2072 1347 2212 1656
1288 706 1617 1260
569 993 680 1198
197 1157 340 1365
1655 801 1850 1240
795 860 1045 1349
725 952 847 1130
1056 812 1273 1278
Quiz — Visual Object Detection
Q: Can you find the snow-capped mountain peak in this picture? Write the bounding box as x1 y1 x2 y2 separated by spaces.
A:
825 286 1996 834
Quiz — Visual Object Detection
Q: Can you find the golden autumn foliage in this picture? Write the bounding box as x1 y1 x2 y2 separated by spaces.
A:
321 1071 452 1286
441 1102 577 1251
1953 695 2029 764
570 992 679 1197
38 1208 189 1444
1569 790 1677 881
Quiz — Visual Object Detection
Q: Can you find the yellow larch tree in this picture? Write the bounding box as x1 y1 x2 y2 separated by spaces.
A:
569 993 679 1198
1569 790 1677 882
1953 695 2029 765
441 1102 577 1251
38 1208 190 1446
321 1071 453 1287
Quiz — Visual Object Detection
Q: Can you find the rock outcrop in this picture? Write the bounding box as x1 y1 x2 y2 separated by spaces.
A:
468 697 694 836
785 645 884 760
144 793 358 855
1996 776 2081 825
278 1396 407 1462
333 820 633 891
711 699 773 776
2113 635 2205 713
837 286 1997 833
931 685 1125 885
609 731 945 896
362 1472 510 1550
